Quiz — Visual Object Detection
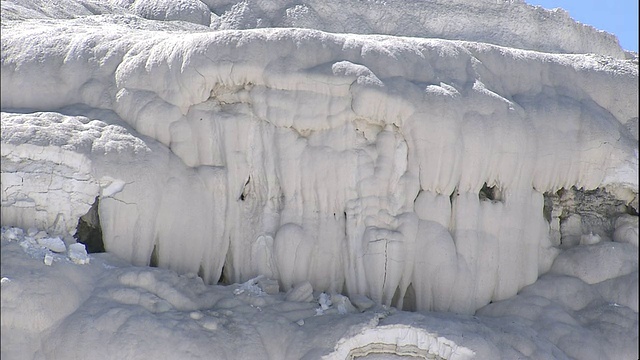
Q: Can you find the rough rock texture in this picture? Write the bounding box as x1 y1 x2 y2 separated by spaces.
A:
203 0 627 58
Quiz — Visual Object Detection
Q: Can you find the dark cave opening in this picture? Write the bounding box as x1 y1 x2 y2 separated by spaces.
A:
542 186 638 248
74 197 105 253
479 183 502 202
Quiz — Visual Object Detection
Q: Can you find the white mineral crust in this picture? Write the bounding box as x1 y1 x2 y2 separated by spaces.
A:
1 0 638 359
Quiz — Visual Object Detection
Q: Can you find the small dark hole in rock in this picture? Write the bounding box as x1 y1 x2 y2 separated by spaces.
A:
149 243 159 267
479 183 501 202
217 265 229 285
74 197 105 253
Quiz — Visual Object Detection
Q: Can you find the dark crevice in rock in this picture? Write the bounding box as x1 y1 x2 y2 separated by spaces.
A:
149 243 159 267
402 283 417 312
198 263 205 280
389 283 417 311
543 192 554 222
74 196 104 253
239 176 251 201
217 264 229 285
391 284 402 309
449 188 458 204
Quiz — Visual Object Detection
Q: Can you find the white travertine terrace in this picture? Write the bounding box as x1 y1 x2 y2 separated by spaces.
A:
1 1 638 358
2 1 638 314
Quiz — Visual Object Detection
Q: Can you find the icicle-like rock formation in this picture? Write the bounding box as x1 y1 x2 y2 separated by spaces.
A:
1 0 638 316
